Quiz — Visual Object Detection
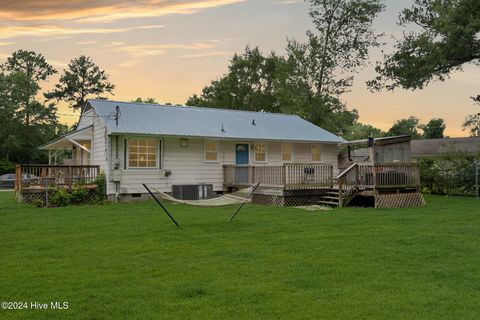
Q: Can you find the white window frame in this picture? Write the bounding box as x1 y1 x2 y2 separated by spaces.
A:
281 142 293 163
254 142 268 163
204 140 220 163
126 137 163 170
311 144 322 162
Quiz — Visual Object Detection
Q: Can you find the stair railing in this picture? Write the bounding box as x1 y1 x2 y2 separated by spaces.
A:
335 163 359 207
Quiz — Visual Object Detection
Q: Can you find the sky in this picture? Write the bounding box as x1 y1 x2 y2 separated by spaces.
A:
0 0 478 137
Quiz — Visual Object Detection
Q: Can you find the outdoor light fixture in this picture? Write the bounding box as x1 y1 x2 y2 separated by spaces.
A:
179 138 189 147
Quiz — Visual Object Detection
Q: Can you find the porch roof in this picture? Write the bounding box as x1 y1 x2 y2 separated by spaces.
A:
39 126 93 150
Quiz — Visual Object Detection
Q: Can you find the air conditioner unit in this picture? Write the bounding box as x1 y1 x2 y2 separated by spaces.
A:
171 184 213 200
198 183 214 200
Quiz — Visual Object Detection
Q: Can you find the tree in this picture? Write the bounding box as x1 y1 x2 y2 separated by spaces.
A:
463 96 480 136
132 97 159 104
369 0 480 91
186 47 359 136
287 0 384 96
387 116 421 138
0 51 65 163
2 50 56 127
46 55 115 116
344 122 385 140
187 47 288 113
419 118 446 138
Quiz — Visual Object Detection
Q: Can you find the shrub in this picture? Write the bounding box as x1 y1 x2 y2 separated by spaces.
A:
0 160 15 175
70 185 89 204
31 198 44 208
419 152 479 196
49 188 72 207
93 172 106 203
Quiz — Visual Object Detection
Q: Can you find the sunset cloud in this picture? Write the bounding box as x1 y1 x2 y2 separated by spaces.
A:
115 42 217 57
0 24 164 39
0 0 245 22
179 51 233 58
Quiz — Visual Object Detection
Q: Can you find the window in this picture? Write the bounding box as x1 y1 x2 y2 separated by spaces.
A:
128 138 159 169
255 143 267 162
281 143 292 162
311 145 321 162
204 141 218 161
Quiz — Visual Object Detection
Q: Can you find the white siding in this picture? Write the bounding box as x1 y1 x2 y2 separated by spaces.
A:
76 109 94 130
107 136 339 195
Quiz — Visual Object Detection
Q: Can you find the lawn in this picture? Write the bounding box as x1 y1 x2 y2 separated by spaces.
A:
0 192 479 320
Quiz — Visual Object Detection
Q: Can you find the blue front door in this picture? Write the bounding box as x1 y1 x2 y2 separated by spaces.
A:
235 144 249 184
235 144 249 165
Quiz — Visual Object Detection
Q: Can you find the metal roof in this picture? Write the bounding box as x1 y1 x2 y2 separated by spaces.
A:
340 135 411 147
85 100 344 143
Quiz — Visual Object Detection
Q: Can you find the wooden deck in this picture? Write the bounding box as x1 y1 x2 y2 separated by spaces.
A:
224 163 422 207
224 164 334 190
15 164 100 198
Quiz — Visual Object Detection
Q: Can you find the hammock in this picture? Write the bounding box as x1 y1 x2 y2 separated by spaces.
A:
152 186 253 207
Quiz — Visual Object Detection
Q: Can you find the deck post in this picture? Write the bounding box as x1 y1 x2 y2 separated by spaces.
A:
338 178 343 208
355 165 359 187
252 166 256 185
282 165 287 189
15 165 21 192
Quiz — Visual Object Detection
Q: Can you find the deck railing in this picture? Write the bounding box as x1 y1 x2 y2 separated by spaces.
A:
357 163 420 189
15 164 100 192
336 162 421 207
224 163 334 190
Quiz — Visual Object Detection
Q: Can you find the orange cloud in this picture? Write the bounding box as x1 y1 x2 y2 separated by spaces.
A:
0 24 164 39
115 42 217 57
0 0 246 22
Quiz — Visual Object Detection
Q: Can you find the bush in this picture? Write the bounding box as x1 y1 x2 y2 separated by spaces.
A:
0 160 16 175
419 153 479 196
70 185 89 204
31 198 44 208
93 173 106 203
49 188 72 207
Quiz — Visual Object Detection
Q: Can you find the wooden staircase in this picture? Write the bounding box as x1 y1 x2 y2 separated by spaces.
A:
318 163 361 208
318 189 341 207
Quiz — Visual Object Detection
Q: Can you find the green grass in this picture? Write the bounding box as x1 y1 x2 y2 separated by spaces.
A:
1 192 479 319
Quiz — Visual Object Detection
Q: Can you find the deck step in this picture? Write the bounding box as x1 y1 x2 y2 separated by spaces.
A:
318 200 340 206
324 194 339 198
320 196 339 201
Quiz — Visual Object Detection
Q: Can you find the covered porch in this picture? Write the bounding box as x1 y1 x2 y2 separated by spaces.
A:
39 125 93 165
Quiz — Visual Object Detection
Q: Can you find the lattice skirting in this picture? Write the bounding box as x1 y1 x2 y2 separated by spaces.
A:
19 187 99 205
19 191 46 204
375 192 425 208
252 194 325 207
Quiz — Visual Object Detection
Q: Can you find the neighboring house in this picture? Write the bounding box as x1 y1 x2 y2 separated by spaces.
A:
411 137 480 160
39 100 343 201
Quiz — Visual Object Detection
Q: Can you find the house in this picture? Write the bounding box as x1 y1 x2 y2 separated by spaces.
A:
15 100 424 208
35 100 344 202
